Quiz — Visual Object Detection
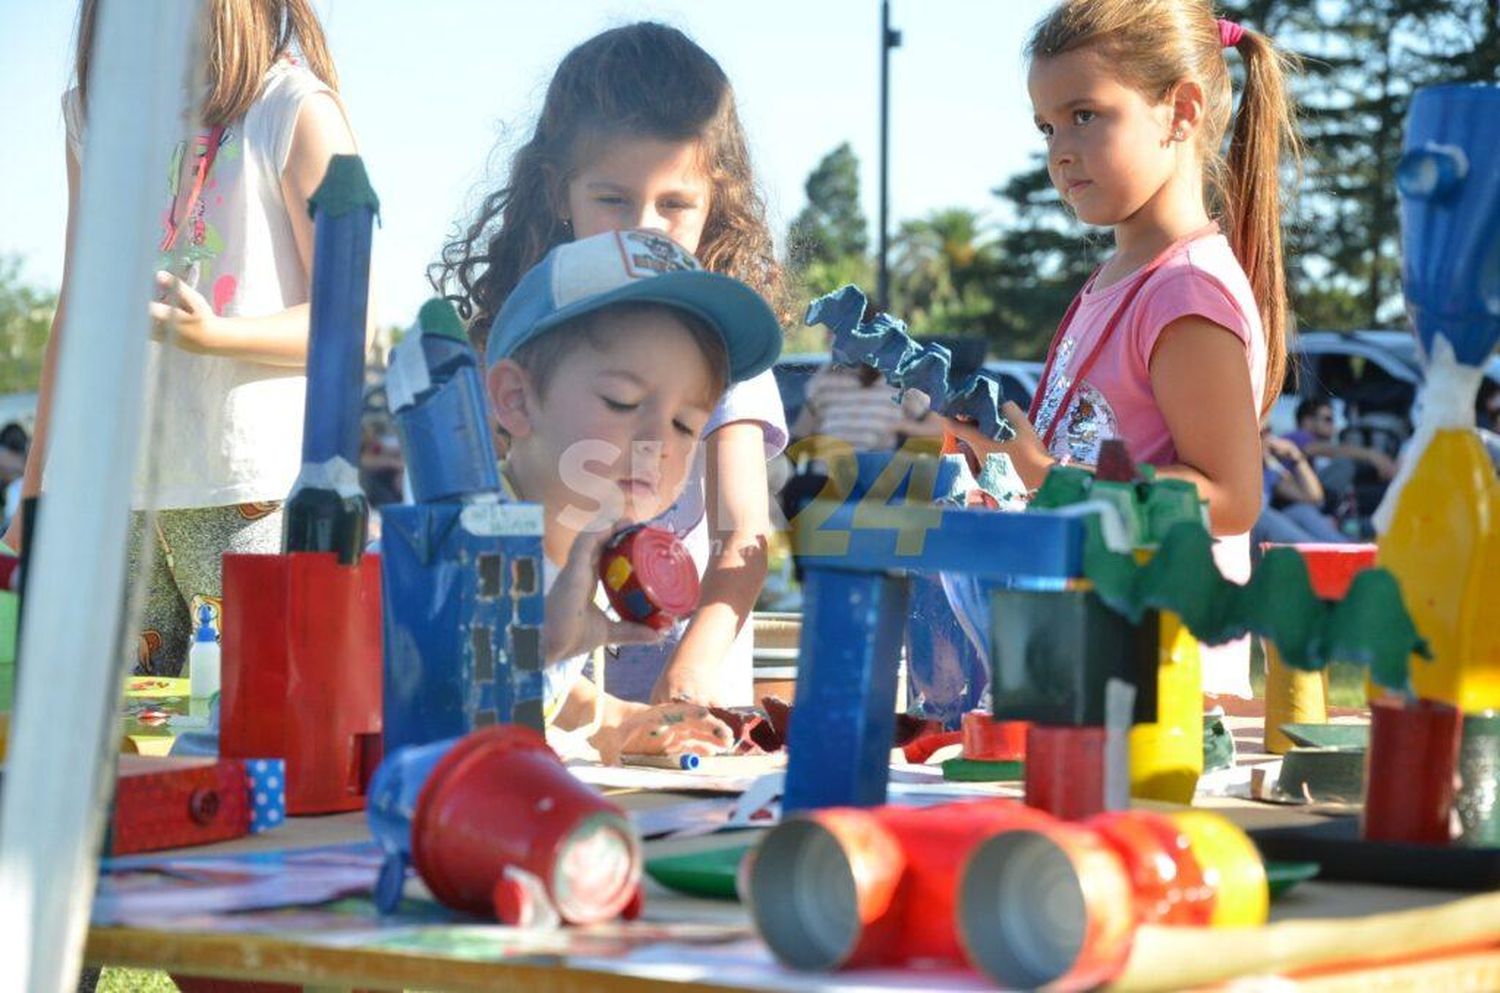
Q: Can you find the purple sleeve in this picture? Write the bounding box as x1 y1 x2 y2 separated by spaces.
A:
1133 268 1252 371
702 367 788 459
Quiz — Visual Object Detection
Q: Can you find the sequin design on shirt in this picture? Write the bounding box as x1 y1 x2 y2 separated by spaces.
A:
1034 336 1120 467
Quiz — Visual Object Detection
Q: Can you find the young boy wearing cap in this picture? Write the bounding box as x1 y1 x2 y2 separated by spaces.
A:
483 229 783 763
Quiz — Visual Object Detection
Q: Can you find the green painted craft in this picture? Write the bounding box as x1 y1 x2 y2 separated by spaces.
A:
645 844 750 901
1202 713 1235 772
941 757 1025 782
1031 465 1093 509
1040 464 1430 692
418 297 466 341
306 154 381 220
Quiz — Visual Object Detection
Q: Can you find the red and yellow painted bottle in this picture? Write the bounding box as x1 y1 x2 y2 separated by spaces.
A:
1377 428 1500 711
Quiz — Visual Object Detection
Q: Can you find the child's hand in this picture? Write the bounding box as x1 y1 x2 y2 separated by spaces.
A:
943 401 1055 490
589 702 732 766
650 659 720 708
544 517 662 666
149 271 221 354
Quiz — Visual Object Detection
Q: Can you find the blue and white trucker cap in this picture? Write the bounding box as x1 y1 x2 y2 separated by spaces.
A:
485 228 782 382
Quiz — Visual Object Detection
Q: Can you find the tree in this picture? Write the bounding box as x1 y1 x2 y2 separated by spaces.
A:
786 143 870 270
890 207 1003 338
0 256 55 394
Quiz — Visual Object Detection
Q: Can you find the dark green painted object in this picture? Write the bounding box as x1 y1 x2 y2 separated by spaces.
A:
1276 747 1366 803
645 844 750 901
307 153 380 220
1203 713 1236 772
989 588 1158 726
1281 723 1370 750
1030 463 1429 692
941 757 1025 782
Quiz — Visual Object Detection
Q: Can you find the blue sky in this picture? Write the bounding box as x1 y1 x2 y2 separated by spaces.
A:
0 0 1055 325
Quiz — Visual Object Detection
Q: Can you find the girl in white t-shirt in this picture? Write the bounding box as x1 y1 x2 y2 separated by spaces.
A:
6 0 358 676
436 23 789 707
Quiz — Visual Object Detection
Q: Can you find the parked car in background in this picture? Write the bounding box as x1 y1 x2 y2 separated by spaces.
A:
981 360 1044 412
771 353 826 431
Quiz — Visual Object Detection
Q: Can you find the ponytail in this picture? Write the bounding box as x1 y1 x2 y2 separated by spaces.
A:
1221 28 1302 410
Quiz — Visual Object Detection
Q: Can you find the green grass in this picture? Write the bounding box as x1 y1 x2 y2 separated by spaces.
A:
96 968 177 993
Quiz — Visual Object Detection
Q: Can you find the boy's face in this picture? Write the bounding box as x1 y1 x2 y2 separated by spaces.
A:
490 310 719 533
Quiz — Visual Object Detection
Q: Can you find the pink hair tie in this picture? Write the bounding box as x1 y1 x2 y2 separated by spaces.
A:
1218 18 1247 48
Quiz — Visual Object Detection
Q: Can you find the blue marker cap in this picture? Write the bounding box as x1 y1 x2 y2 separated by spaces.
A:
678 753 701 771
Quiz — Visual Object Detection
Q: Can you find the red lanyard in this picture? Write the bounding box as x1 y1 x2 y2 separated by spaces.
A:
1029 222 1220 452
160 124 226 253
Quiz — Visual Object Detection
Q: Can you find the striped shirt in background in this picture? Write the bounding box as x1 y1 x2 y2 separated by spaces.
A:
798 365 935 452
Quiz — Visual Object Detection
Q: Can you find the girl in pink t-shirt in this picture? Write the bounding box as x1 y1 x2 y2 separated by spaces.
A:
948 0 1301 695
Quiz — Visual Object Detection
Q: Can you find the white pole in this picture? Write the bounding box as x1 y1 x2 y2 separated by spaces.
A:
0 2 199 990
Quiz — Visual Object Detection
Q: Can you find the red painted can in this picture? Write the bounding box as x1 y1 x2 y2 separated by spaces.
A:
1363 696 1462 845
220 552 383 815
1260 543 1377 599
1025 725 1108 820
1087 809 1212 926
961 711 1029 761
749 800 1046 970
411 725 641 925
957 820 1137 992
598 525 700 631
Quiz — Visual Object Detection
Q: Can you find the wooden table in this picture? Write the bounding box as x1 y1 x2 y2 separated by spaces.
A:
84 725 1500 992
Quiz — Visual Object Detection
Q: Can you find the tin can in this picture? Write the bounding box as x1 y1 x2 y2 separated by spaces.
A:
1456 709 1500 847
957 821 1136 991
961 711 1028 761
599 525 700 631
1362 696 1461 845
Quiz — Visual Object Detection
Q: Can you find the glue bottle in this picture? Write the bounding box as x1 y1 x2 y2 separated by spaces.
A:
189 603 221 702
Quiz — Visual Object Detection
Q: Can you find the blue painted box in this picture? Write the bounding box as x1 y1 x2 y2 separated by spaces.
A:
380 500 547 753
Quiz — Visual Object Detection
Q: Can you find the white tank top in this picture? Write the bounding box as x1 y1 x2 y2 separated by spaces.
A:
65 60 336 509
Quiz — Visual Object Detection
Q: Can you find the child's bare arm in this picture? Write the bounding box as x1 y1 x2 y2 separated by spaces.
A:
1149 316 1263 535
651 422 770 705
2 140 81 552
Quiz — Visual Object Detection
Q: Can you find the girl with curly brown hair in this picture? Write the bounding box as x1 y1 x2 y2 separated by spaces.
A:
434 22 787 709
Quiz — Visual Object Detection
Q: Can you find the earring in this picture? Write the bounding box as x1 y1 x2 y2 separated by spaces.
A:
1171 127 1187 142
560 217 574 234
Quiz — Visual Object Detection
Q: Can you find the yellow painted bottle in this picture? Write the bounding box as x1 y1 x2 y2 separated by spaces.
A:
1128 611 1203 804
1377 428 1500 711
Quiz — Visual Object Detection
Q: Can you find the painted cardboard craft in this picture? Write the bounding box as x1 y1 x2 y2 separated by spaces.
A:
368 726 642 926
389 298 500 504
380 501 547 753
219 552 383 815
806 284 1015 442
282 155 377 566
107 755 286 855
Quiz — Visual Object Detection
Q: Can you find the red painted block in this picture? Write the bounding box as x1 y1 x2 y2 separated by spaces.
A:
220 552 383 815
110 755 250 855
